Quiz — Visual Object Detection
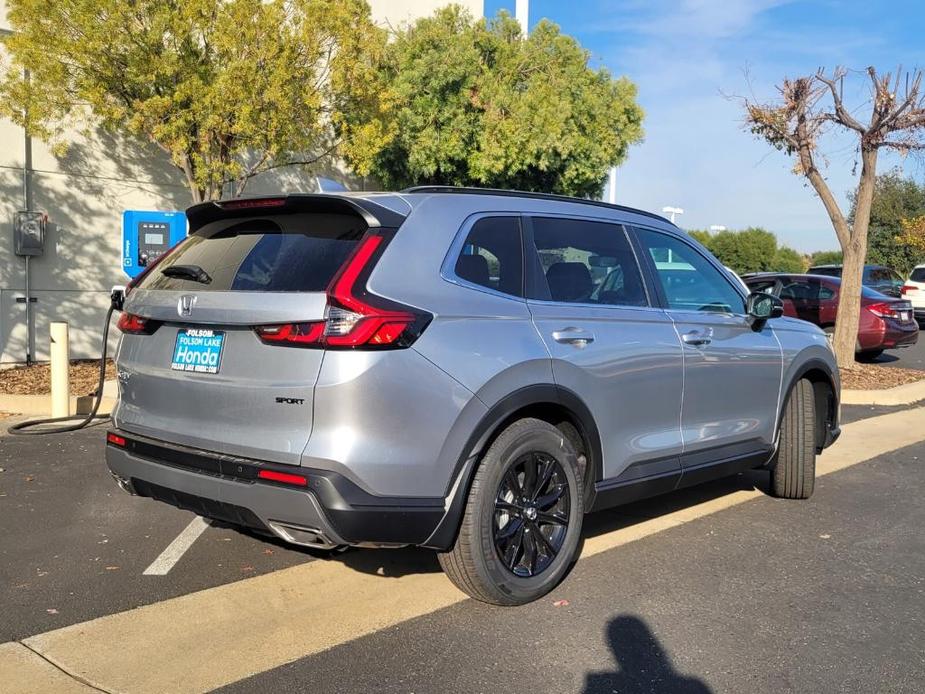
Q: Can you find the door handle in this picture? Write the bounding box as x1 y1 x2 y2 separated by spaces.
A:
681 329 713 346
552 327 595 346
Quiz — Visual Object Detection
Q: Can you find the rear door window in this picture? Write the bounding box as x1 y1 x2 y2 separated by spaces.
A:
911 267 925 282
454 217 524 297
138 213 367 292
527 218 648 307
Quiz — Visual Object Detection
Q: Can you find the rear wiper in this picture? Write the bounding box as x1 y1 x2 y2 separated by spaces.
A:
161 264 212 285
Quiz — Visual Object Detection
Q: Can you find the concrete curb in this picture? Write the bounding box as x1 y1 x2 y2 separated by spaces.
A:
841 378 925 406
0 380 117 416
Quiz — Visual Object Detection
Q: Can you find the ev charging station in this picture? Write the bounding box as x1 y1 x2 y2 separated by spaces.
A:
121 210 186 279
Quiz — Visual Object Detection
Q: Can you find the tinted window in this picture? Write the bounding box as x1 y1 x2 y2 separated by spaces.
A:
810 266 841 277
866 267 891 283
780 279 833 301
911 267 925 282
528 218 647 307
454 217 523 297
139 213 366 292
634 227 745 314
747 280 777 295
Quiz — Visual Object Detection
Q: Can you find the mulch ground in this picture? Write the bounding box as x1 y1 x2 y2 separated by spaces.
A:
839 363 925 390
0 360 116 396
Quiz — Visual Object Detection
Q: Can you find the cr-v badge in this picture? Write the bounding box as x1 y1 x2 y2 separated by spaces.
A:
178 295 197 317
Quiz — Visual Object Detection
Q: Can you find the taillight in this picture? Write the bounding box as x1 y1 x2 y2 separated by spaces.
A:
117 312 156 334
902 284 919 295
867 301 900 319
253 231 431 350
254 322 325 346
106 432 126 447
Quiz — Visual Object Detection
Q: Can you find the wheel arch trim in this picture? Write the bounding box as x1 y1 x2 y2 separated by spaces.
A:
423 384 602 550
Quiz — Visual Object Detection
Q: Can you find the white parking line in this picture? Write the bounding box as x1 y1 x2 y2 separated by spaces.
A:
142 517 210 576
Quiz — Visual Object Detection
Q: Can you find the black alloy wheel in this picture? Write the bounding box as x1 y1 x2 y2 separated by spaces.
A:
493 452 570 577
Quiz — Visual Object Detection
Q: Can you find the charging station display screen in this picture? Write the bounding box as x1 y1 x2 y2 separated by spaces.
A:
122 210 186 279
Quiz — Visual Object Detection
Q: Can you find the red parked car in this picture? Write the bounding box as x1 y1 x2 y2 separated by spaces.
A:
744 273 919 361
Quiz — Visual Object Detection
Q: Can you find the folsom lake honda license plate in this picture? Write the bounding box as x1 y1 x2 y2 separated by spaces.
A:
171 328 225 374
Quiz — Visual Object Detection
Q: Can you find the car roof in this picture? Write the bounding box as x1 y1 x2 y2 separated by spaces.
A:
188 188 674 232
744 273 840 283
399 186 672 224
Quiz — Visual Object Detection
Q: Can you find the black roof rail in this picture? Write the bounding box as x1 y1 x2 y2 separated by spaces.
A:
400 185 672 224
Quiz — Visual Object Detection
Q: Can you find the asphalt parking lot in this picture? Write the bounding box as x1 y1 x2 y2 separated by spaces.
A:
878 332 925 371
1 405 924 692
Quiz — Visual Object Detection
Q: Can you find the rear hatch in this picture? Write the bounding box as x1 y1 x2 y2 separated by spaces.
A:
114 196 402 465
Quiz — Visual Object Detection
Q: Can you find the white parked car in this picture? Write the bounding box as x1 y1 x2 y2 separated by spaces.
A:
902 264 925 325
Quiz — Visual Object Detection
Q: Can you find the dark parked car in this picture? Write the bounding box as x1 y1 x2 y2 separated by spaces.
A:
807 264 904 297
745 273 918 360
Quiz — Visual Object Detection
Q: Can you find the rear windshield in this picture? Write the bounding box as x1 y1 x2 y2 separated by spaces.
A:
137 213 367 292
911 268 925 282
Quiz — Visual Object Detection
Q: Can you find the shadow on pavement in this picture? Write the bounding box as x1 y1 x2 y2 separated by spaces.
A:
329 469 773 580
584 615 712 694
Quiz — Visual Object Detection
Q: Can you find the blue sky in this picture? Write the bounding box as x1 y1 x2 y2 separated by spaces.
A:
484 0 925 252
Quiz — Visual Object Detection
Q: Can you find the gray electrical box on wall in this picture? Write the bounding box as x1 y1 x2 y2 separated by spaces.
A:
14 210 47 257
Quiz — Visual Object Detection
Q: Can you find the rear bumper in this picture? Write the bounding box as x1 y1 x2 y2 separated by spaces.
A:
105 430 446 549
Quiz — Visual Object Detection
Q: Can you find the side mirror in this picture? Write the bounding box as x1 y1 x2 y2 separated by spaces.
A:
746 291 784 326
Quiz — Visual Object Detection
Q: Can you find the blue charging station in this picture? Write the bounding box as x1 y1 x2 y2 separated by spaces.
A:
121 210 187 280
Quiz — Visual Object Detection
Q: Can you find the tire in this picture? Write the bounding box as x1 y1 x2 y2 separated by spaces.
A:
856 349 884 363
771 379 816 499
438 418 584 606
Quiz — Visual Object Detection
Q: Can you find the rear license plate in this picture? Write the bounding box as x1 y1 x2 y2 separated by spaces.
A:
901 311 911 322
171 329 225 374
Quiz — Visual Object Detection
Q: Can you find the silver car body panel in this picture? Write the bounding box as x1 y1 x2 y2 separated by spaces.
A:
109 190 840 548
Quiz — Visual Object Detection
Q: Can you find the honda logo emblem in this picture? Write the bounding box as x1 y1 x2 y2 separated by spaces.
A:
178 295 197 317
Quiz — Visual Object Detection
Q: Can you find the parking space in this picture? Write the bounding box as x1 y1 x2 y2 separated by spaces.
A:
877 334 925 371
1 404 923 692
223 439 925 694
0 425 318 642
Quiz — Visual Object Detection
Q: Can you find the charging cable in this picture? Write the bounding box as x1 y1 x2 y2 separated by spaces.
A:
7 291 120 436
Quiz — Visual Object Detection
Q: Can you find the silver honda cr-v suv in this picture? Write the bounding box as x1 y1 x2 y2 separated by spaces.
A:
106 187 840 605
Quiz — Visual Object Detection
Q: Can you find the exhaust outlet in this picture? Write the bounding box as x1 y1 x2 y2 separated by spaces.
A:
110 472 136 496
267 521 344 550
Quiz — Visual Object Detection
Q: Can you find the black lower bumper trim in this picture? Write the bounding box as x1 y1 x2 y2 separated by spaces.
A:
108 430 445 546
132 479 268 531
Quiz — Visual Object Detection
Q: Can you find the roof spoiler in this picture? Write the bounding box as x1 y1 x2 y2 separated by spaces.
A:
185 194 407 234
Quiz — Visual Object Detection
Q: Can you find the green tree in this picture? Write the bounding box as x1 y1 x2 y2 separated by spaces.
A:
809 250 843 266
0 0 392 202
687 229 713 247
771 246 805 273
371 7 644 197
707 227 777 274
849 171 925 275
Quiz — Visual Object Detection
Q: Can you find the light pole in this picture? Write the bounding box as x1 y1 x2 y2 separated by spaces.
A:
515 0 529 34
662 206 684 224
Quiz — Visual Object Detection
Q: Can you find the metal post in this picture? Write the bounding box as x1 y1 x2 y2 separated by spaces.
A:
23 66 35 364
50 321 70 417
516 0 529 34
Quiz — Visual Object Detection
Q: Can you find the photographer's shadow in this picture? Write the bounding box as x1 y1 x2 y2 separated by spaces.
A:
584 615 712 694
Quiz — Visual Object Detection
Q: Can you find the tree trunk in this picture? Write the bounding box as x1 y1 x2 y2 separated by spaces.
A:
832 240 864 367
831 146 878 370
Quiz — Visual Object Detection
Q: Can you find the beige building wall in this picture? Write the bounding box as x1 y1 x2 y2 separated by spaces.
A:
0 0 483 363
